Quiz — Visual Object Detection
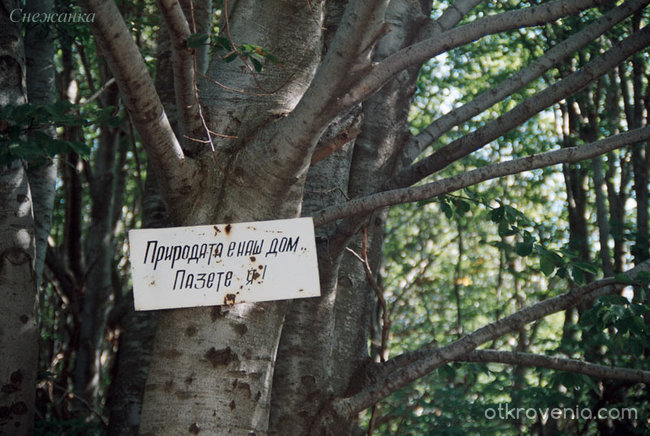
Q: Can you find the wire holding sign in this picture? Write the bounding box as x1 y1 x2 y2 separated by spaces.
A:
129 218 320 310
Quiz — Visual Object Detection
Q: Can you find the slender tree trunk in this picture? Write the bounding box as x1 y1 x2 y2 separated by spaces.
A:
24 0 57 289
72 73 120 412
106 21 177 432
0 4 38 433
0 162 38 436
105 169 165 436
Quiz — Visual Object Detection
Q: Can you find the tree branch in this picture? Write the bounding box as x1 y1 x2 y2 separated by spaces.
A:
277 0 390 163
157 0 205 147
424 0 484 37
78 0 199 222
343 0 606 108
388 24 650 190
459 350 650 384
329 259 650 417
398 0 649 169
313 126 650 226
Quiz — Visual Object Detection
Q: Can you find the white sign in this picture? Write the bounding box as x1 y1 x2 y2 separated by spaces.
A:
129 218 320 310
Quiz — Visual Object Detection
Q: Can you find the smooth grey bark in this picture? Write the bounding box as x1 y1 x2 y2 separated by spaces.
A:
24 0 57 289
0 162 38 436
269 1 430 433
269 109 358 435
107 21 180 434
0 3 38 434
592 155 614 276
105 169 165 436
138 1 327 434
460 350 650 383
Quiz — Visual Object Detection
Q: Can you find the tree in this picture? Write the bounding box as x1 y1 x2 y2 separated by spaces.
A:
3 0 650 434
1 0 57 433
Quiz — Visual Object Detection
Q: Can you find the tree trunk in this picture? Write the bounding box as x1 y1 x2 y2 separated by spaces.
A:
72 71 121 411
0 2 39 433
106 169 165 436
24 0 57 289
138 1 326 433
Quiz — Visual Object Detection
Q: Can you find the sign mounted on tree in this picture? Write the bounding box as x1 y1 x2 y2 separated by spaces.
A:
129 218 320 310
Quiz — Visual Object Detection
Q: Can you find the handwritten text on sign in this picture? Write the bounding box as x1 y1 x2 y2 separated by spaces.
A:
129 218 320 310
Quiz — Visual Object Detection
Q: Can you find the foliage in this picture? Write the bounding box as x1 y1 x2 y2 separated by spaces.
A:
372 4 650 434
0 102 97 165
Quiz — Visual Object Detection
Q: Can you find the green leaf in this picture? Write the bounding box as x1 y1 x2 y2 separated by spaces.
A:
571 261 598 275
1 104 16 119
571 266 585 285
540 255 555 276
635 271 650 285
497 220 516 236
250 56 263 73
266 53 283 65
106 115 122 128
504 205 518 224
223 52 237 63
44 100 73 117
46 139 73 157
630 303 649 317
599 294 629 306
489 206 504 223
68 141 91 157
627 339 644 356
213 36 233 51
11 104 36 123
581 375 600 395
614 273 636 284
515 240 534 257
455 199 470 216
187 33 209 49
440 202 453 219
14 141 45 161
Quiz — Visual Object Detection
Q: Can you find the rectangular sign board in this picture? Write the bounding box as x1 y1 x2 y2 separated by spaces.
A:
129 217 320 310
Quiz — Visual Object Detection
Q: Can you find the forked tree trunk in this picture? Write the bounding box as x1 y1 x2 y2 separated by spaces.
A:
138 1 326 434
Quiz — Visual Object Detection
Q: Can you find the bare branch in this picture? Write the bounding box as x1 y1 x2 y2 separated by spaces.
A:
399 0 650 168
278 0 389 159
181 0 212 74
459 350 650 384
343 0 607 108
80 77 116 106
311 127 361 165
313 126 650 226
389 24 650 190
157 0 205 147
329 259 650 417
78 0 199 221
425 0 484 36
